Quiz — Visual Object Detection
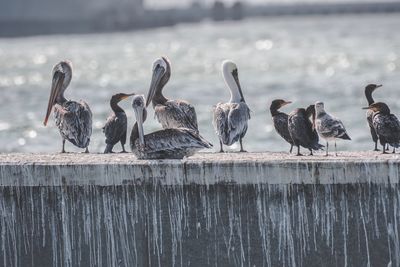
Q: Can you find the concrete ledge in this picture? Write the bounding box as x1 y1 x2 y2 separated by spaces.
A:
0 152 399 186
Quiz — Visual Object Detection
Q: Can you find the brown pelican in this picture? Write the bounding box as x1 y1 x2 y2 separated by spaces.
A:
213 60 251 152
363 102 400 154
130 95 212 159
43 60 92 153
103 93 134 153
315 101 350 156
270 99 294 153
364 84 382 151
145 57 199 132
288 107 324 156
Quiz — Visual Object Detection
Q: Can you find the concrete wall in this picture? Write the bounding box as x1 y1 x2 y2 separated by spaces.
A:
0 152 399 266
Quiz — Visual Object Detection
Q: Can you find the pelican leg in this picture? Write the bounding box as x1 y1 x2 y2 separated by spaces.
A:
309 149 313 156
84 147 89 153
219 141 224 153
296 146 303 156
104 144 113 154
289 144 293 154
61 139 66 153
392 147 396 154
325 142 329 156
239 138 247 152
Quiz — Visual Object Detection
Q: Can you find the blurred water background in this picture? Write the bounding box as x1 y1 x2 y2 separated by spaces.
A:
0 13 399 153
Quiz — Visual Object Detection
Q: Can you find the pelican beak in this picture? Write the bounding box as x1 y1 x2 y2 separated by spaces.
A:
134 105 145 146
376 84 383 88
43 72 65 126
146 65 165 107
362 106 370 110
232 69 245 102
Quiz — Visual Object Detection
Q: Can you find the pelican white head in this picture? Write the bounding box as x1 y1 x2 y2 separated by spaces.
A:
221 60 244 103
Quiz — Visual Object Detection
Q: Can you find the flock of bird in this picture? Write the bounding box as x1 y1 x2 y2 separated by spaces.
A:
43 58 400 159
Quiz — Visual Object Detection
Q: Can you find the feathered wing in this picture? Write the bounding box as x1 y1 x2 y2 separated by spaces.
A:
213 102 250 146
103 113 127 145
140 128 212 154
373 114 400 147
55 100 92 148
318 114 350 140
366 110 379 142
154 100 198 132
289 114 322 150
213 103 230 144
273 113 293 144
227 103 251 144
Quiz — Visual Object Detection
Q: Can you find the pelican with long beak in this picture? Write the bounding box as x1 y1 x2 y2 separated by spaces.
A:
212 60 251 152
43 60 92 153
364 84 383 151
146 57 199 132
130 94 212 159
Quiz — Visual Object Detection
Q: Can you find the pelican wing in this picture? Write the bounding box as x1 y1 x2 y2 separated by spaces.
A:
103 112 127 145
143 128 212 153
212 103 230 144
55 100 92 148
227 102 251 143
154 100 198 132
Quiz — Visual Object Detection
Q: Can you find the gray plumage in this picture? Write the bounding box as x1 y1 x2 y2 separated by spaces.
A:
288 108 324 156
315 101 350 156
130 95 212 160
367 102 400 153
213 102 251 146
43 60 92 153
365 84 382 151
147 57 199 133
270 99 293 153
213 60 250 152
54 100 92 149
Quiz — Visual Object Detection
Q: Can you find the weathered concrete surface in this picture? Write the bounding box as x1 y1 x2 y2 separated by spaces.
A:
0 152 399 186
1 152 400 267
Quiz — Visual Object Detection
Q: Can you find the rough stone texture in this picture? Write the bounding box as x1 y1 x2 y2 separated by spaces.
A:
0 152 399 186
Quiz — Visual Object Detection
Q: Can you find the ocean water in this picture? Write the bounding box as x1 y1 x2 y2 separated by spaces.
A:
0 14 399 153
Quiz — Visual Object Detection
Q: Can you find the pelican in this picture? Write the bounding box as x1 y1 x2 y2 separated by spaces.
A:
145 57 199 132
43 60 92 153
364 84 382 151
363 102 400 154
130 95 212 159
270 99 294 153
103 93 134 153
213 60 251 152
315 101 351 156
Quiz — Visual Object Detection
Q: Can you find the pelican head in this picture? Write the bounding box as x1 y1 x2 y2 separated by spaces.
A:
132 95 146 146
146 56 171 107
43 60 73 126
314 101 325 115
362 102 391 114
221 60 244 103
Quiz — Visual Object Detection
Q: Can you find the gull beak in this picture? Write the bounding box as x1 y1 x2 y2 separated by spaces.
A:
43 72 65 126
146 65 164 107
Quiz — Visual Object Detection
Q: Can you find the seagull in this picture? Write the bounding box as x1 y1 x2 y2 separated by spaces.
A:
315 101 350 156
